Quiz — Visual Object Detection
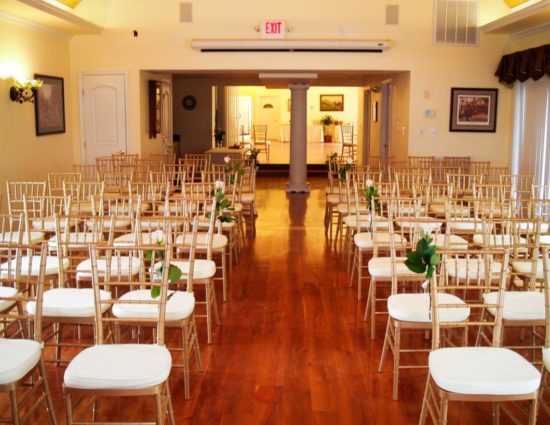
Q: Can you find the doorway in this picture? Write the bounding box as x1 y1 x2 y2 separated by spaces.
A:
80 72 128 163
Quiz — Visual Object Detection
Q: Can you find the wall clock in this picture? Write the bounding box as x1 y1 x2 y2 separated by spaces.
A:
182 95 197 111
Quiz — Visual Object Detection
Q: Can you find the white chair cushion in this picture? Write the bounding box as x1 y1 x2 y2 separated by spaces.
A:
86 218 131 230
395 221 442 231
1 255 70 277
446 219 482 232
64 344 171 390
175 233 228 250
0 286 18 312
32 217 64 232
544 348 550 372
240 193 255 203
27 288 111 317
445 259 502 280
344 214 388 230
368 257 421 278
0 339 41 384
112 289 194 321
541 234 550 245
433 234 469 250
197 219 234 230
76 257 142 279
47 232 101 249
511 260 544 280
113 233 156 247
388 293 469 323
353 232 405 249
429 347 541 395
517 222 549 232
483 291 545 321
0 231 44 245
170 260 216 280
472 234 527 247
337 204 368 215
326 194 343 205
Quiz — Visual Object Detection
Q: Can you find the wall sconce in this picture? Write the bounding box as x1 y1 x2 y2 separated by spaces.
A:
9 79 43 103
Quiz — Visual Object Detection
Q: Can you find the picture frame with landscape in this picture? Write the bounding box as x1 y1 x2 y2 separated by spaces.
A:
449 87 498 132
320 94 344 112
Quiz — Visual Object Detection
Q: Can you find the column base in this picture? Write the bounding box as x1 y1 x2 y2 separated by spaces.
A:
286 182 310 193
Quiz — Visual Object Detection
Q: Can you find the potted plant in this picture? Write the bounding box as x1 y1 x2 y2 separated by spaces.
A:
320 114 334 143
214 127 225 148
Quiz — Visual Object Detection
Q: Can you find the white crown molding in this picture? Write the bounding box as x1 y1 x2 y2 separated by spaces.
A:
481 0 550 34
510 21 550 39
16 0 102 34
0 9 70 39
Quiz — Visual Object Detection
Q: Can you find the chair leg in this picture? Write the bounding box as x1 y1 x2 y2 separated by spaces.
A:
190 317 203 372
165 381 176 425
379 317 391 372
392 321 401 401
9 386 20 425
182 325 191 400
349 246 357 288
39 357 58 425
64 392 73 425
155 392 165 423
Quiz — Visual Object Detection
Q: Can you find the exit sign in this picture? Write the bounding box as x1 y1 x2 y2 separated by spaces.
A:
260 20 287 39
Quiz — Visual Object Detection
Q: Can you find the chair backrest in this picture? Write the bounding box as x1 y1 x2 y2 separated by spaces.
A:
433 248 510 349
48 172 82 197
73 164 100 182
0 240 48 341
340 125 355 144
7 181 47 218
89 244 169 345
253 125 267 144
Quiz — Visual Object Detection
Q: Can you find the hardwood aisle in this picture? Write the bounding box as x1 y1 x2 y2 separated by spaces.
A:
4 175 503 424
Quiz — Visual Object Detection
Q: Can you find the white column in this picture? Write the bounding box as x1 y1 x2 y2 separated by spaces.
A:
287 83 310 193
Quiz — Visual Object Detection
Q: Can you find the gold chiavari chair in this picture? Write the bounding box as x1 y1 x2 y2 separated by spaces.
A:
532 184 550 200
538 247 550 420
500 173 534 200
419 249 540 425
408 156 435 169
427 183 453 218
430 165 461 185
73 164 100 182
63 243 175 425
0 241 58 425
486 165 509 184
110 217 204 398
48 172 81 198
475 218 545 365
6 181 47 223
469 160 491 179
446 173 483 198
63 181 105 216
379 218 460 400
395 170 431 197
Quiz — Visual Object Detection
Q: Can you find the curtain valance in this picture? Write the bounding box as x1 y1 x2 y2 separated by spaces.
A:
495 44 550 84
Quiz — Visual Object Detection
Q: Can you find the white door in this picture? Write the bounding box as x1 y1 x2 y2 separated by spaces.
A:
259 96 280 141
81 73 128 164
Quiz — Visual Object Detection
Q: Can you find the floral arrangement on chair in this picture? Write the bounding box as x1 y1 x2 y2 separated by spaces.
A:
244 148 261 167
210 180 235 223
362 179 381 214
404 227 440 317
224 156 245 184
338 157 354 181
147 230 182 299
325 152 338 171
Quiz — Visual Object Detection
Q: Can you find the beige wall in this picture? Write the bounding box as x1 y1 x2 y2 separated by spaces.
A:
68 0 520 166
0 19 73 209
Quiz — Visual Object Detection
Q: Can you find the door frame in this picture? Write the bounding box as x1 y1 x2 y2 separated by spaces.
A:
380 79 392 159
79 71 129 164
362 89 372 164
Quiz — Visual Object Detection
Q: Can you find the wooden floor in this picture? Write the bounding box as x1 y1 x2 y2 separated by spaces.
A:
3 175 544 424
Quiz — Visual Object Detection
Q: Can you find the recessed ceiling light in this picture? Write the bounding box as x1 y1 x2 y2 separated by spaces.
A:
503 0 530 7
54 0 82 9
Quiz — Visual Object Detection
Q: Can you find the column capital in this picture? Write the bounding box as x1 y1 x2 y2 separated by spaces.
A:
288 82 311 91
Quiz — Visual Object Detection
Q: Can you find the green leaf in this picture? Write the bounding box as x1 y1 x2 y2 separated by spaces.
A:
417 238 429 253
150 286 160 299
406 250 423 263
430 253 440 266
405 260 427 274
168 264 182 283
425 245 436 257
426 264 435 278
145 251 153 261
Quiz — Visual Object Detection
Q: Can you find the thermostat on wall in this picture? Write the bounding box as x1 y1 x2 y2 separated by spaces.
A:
424 108 436 118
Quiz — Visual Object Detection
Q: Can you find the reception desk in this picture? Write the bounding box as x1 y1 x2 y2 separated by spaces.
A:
280 125 342 143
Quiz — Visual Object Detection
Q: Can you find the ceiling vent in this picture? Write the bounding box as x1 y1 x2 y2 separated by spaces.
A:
180 2 192 23
191 39 391 53
433 0 479 45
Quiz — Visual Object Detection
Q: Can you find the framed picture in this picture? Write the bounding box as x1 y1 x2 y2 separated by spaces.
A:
449 87 498 132
34 74 65 136
320 94 344 112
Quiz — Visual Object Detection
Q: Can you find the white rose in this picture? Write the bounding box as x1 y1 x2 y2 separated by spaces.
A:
151 230 164 245
215 180 225 192
346 157 353 165
224 156 230 163
420 223 433 237
365 179 373 187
